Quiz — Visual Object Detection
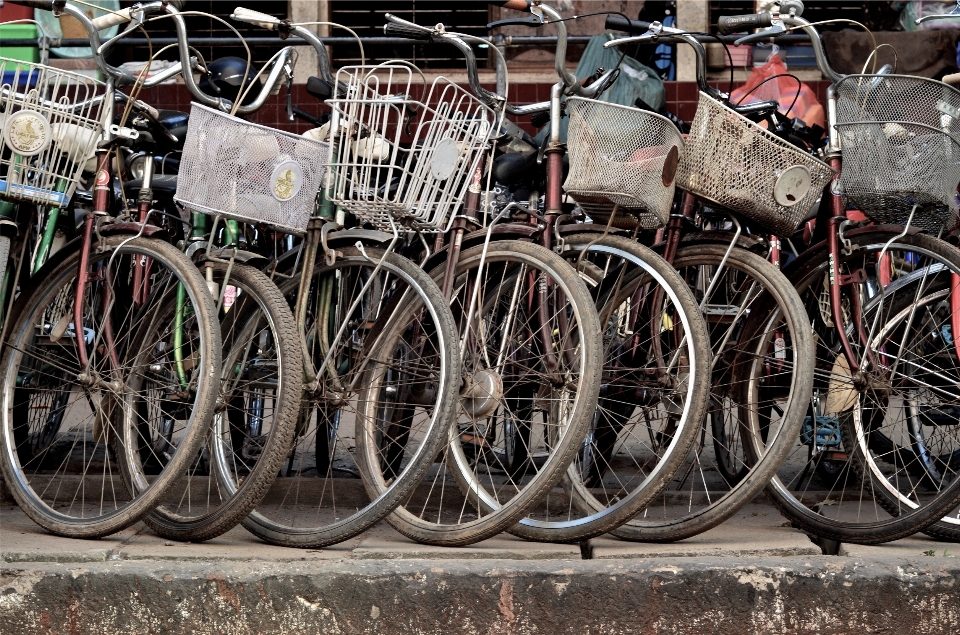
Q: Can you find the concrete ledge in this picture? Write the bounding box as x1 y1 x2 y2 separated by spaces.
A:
2 556 959 634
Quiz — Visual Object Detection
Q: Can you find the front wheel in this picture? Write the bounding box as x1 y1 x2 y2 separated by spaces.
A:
0 235 220 538
611 243 814 542
508 233 711 542
143 261 302 542
382 240 603 546
240 246 460 548
773 230 960 543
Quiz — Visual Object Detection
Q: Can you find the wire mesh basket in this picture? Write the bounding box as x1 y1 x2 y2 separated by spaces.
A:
676 92 834 236
563 98 682 229
835 74 960 232
326 65 495 232
174 103 329 235
0 57 104 208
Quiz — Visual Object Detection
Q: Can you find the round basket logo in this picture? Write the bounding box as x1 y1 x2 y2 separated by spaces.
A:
773 165 812 207
4 110 51 156
271 161 304 202
431 138 460 181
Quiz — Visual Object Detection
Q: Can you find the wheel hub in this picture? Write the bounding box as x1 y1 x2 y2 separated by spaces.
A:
460 369 503 419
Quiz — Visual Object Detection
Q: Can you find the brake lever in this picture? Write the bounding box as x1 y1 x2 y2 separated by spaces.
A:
285 73 294 122
487 16 543 29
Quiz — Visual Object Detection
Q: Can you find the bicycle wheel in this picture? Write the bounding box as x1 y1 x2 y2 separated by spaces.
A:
240 246 460 548
380 240 602 546
773 230 960 543
506 233 710 542
0 235 220 538
142 261 302 541
610 243 813 541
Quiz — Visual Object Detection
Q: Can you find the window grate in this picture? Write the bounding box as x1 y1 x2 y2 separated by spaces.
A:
330 2 492 69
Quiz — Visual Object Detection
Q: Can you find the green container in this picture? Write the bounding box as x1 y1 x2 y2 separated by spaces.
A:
0 23 39 67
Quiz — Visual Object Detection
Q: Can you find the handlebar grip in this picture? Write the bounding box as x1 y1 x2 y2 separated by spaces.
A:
604 15 652 34
717 13 773 35
943 72 960 87
383 23 432 41
231 7 281 30
91 7 133 30
490 1 531 10
4 0 59 9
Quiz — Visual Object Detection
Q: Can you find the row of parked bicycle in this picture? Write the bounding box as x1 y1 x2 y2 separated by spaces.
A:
0 0 958 551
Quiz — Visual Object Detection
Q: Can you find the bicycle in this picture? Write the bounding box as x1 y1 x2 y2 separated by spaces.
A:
0 0 221 538
712 0 960 544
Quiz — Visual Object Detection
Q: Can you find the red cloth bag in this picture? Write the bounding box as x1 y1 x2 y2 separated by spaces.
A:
730 53 825 129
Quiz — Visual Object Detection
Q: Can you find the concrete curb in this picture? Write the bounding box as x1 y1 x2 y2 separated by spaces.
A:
2 556 959 634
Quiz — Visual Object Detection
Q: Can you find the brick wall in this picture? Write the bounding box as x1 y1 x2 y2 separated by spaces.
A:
134 79 836 136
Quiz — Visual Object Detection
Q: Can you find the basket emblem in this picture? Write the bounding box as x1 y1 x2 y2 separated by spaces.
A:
271 160 304 202
430 138 460 181
662 145 679 187
3 110 51 156
773 165 812 208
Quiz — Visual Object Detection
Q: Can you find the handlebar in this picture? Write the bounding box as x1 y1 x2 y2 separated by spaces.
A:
603 15 651 34
383 13 504 107
604 20 719 99
382 22 433 42
3 0 61 9
231 6 336 86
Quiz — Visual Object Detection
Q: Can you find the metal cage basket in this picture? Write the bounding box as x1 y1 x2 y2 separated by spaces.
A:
563 97 683 229
174 103 329 235
0 57 104 208
677 92 834 236
326 65 495 232
835 74 960 232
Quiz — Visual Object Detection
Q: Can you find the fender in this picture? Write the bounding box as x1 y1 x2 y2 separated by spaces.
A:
557 223 629 237
323 228 395 249
197 248 269 267
782 223 922 282
96 221 169 240
268 228 395 277
421 223 541 274
650 230 768 257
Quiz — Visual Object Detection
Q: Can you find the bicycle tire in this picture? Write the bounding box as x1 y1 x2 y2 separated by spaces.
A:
382 240 602 546
240 246 460 548
0 235 220 538
611 243 813 541
142 261 302 541
771 230 960 543
508 233 711 542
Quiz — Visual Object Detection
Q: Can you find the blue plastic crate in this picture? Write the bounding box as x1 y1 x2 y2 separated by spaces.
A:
1 68 40 87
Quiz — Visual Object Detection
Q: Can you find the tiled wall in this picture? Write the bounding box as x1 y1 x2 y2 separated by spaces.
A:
135 80 836 135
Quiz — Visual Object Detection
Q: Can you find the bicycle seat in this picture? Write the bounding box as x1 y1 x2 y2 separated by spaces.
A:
156 110 189 140
125 174 178 197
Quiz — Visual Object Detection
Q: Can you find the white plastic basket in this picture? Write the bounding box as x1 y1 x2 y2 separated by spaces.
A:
175 103 329 235
0 57 104 208
326 65 495 232
564 97 683 229
676 92 834 236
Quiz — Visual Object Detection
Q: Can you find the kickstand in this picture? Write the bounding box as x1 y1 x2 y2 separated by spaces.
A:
812 535 843 556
